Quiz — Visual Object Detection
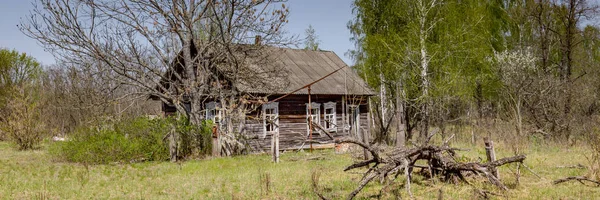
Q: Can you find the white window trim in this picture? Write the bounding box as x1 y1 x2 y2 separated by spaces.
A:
205 101 222 123
323 102 337 132
262 102 279 138
347 105 360 136
306 102 321 134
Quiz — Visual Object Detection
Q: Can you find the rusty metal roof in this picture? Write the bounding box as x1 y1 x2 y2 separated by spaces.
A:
238 48 375 96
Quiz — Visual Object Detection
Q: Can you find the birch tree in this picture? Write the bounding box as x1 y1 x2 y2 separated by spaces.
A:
413 0 440 143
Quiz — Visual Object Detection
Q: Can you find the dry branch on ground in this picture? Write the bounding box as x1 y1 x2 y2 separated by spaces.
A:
553 176 600 186
326 138 526 200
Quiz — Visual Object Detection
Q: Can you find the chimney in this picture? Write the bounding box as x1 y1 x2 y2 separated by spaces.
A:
254 35 262 45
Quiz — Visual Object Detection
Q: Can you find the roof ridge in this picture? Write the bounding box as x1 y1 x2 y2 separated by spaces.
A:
272 46 333 53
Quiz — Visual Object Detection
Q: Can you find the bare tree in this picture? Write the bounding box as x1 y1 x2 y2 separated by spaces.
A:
20 0 293 154
552 0 599 124
41 62 159 135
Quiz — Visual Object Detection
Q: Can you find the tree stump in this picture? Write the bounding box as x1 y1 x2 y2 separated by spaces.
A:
484 137 499 179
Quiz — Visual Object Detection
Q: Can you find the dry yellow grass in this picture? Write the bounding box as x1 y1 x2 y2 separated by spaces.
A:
0 139 598 199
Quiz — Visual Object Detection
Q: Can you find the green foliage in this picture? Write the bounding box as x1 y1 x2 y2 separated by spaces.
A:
348 0 507 132
50 117 213 164
0 48 41 105
0 48 43 147
175 119 214 158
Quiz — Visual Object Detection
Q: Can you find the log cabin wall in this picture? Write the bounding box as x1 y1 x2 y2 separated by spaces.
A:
161 94 371 152
243 94 370 152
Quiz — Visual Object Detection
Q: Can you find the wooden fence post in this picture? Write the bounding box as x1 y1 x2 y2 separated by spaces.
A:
484 137 499 179
272 131 280 163
169 126 178 162
362 128 370 160
211 125 220 157
365 104 371 160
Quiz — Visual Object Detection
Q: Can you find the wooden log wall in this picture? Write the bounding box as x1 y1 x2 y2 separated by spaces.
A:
160 94 372 152
243 94 370 152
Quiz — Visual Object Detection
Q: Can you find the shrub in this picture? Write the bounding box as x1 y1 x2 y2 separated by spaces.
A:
176 119 213 158
0 88 46 150
50 116 213 164
0 48 43 147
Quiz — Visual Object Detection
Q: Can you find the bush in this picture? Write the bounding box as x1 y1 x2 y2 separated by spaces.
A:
0 48 43 148
50 116 213 164
176 119 214 158
0 88 46 150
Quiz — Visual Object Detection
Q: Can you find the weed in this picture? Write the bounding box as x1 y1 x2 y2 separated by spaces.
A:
311 169 321 190
259 169 271 195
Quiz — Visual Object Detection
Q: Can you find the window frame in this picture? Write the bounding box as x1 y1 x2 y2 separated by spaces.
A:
205 101 222 123
262 102 279 138
306 102 321 134
347 104 360 136
323 102 337 132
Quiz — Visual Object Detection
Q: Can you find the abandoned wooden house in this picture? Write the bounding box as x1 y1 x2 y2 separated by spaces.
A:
155 45 375 154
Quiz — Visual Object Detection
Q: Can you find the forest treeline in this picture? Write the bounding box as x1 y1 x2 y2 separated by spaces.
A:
0 48 158 150
3 0 600 151
348 0 600 145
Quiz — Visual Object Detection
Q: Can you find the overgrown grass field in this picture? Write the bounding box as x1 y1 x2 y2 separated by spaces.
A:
1 139 598 199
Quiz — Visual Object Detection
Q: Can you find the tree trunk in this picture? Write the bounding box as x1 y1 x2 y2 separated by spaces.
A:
516 96 523 137
379 72 387 130
396 81 406 148
418 0 431 143
476 81 483 120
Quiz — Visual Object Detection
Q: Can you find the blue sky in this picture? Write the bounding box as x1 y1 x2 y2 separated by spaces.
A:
0 0 356 65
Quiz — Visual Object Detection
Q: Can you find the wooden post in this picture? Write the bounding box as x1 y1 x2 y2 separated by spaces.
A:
367 98 372 137
362 126 370 160
268 101 279 163
308 86 313 152
169 126 177 162
364 100 371 160
212 125 220 157
276 131 279 162
272 130 279 163
342 96 346 133
484 137 499 179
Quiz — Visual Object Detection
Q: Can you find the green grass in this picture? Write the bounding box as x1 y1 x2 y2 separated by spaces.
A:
1 140 599 199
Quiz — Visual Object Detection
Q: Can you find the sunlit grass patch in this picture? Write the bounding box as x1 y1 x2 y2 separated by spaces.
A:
0 140 598 199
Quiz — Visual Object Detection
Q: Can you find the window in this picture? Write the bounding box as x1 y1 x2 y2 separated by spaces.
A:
263 102 279 138
323 102 336 132
205 101 221 123
348 105 360 136
306 102 321 133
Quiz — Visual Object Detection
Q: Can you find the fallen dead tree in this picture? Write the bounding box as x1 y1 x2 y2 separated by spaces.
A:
326 138 526 200
553 176 600 186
